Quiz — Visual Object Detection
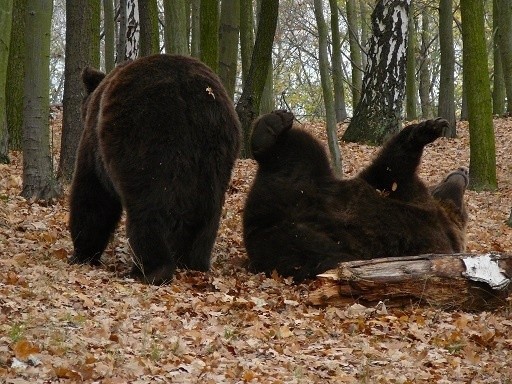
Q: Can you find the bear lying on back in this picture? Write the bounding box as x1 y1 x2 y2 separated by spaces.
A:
243 110 468 282
69 54 240 285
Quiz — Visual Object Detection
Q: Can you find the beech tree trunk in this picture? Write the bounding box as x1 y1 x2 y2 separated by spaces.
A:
308 253 512 312
314 0 342 176
342 0 410 145
235 0 278 158
438 0 456 136
21 0 61 200
0 0 13 164
461 0 497 191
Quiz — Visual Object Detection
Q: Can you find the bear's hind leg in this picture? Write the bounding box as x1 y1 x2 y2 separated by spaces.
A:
178 216 220 271
126 213 177 285
251 110 294 160
431 166 469 211
69 167 122 266
359 118 448 195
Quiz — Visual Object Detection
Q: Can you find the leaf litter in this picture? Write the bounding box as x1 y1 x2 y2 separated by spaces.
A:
0 115 511 383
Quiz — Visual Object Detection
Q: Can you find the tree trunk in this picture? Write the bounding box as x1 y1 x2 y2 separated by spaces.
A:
308 253 512 312
346 0 362 109
329 0 347 122
103 0 115 72
116 0 127 63
313 0 342 176
6 0 25 151
461 0 497 191
235 0 278 159
200 0 219 72
139 0 159 56
239 0 254 86
496 0 512 113
163 0 188 55
126 0 139 60
256 0 274 114
405 1 417 121
219 0 240 99
0 0 13 164
190 0 200 58
418 8 432 119
89 0 101 67
21 0 61 200
58 0 100 183
492 0 511 116
342 0 410 145
359 0 369 71
438 0 456 136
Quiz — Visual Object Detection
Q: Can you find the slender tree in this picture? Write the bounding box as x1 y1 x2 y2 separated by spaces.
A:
496 0 512 113
22 0 61 200
0 0 13 163
460 0 497 191
190 0 200 57
163 0 188 54
89 0 101 67
200 0 219 72
58 0 100 182
116 0 127 62
329 0 347 122
126 0 139 59
257 0 274 114
314 0 342 175
492 0 506 115
343 0 411 145
219 0 240 99
236 0 279 158
138 0 159 56
346 0 362 108
438 0 456 136
103 0 115 72
405 1 417 121
239 0 254 85
6 0 24 151
418 8 432 118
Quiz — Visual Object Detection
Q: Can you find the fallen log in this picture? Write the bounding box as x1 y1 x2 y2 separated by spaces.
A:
307 253 512 312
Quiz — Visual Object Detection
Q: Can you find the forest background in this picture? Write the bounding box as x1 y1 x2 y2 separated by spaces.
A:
0 0 511 382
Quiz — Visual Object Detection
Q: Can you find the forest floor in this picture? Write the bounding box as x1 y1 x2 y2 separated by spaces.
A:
1 114 511 383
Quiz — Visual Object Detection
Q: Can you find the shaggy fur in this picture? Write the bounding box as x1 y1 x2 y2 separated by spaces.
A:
243 110 468 281
69 54 241 285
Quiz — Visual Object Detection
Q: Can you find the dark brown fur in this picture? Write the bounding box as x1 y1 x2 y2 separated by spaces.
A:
69 54 241 284
243 110 468 281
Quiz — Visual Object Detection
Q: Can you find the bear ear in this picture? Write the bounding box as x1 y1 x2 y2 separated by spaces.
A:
82 67 106 94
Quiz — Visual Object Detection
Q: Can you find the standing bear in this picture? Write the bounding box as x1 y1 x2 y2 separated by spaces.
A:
243 110 468 282
69 54 241 285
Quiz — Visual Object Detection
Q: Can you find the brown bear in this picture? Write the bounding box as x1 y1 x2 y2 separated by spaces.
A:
243 110 468 282
69 54 241 285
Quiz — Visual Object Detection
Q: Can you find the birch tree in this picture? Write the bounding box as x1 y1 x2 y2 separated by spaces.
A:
343 0 411 145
